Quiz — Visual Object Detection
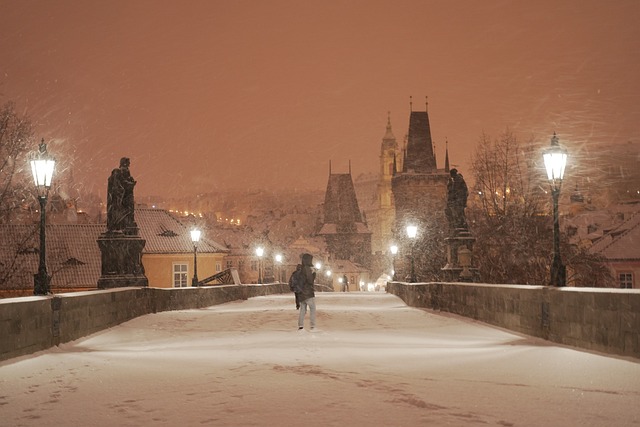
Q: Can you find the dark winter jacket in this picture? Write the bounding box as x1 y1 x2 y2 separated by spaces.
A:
299 253 316 301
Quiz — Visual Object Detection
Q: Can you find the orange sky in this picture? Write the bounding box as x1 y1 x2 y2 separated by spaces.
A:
1 0 639 199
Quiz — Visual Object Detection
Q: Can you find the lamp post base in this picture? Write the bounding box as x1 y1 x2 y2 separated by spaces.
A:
33 272 51 295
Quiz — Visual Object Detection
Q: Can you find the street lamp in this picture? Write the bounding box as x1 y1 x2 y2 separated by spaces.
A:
190 228 201 286
256 247 264 284
390 244 398 281
543 132 568 287
30 139 56 295
275 254 283 283
406 225 418 283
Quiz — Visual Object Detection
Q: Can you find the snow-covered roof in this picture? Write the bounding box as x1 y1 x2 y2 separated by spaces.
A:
589 212 640 260
136 209 227 254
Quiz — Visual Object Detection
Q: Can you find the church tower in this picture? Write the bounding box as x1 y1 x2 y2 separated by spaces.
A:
391 97 450 281
371 112 398 254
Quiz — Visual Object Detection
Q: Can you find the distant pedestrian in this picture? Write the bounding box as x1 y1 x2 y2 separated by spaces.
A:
297 253 316 330
341 274 349 292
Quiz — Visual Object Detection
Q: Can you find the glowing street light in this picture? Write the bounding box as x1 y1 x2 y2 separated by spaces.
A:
256 246 264 284
406 225 418 283
543 132 568 287
30 139 56 295
190 228 201 286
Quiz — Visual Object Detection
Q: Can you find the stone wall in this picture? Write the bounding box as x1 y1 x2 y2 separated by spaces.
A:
387 281 640 359
0 283 289 362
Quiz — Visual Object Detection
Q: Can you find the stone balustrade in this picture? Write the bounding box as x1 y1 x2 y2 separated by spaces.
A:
0 283 288 362
387 281 640 359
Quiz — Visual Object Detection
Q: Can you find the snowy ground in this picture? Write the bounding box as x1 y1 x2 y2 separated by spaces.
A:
1 293 638 427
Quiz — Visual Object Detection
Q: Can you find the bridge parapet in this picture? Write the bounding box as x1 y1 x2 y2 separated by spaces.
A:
0 283 289 362
387 281 640 359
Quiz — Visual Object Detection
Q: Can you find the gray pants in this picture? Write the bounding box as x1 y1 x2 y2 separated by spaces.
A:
298 297 316 329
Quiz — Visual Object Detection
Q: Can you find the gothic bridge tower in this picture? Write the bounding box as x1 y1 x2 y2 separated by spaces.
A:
318 162 372 269
391 98 450 282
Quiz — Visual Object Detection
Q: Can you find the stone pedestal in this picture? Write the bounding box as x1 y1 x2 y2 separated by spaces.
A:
97 232 148 289
442 228 479 282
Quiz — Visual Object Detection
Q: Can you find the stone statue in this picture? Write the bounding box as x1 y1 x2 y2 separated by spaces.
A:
107 157 137 234
446 168 468 230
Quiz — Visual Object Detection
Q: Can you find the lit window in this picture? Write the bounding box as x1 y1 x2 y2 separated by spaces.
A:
173 263 188 287
619 273 633 289
216 262 222 272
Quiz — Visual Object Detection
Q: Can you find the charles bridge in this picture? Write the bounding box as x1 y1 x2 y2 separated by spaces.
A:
2 281 639 362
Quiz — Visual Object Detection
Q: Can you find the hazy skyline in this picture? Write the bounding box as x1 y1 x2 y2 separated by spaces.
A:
1 0 639 199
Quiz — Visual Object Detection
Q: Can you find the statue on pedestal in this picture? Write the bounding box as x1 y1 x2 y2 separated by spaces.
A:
107 157 137 235
442 168 478 282
445 168 469 230
97 157 148 289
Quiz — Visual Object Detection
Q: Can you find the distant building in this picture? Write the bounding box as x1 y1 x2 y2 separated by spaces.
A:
317 163 372 271
0 209 228 297
135 209 228 287
588 210 640 289
391 101 450 281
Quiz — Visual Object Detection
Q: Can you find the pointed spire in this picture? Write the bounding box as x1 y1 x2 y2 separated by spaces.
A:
404 104 437 173
444 138 450 172
329 160 332 175
349 160 352 175
383 111 396 141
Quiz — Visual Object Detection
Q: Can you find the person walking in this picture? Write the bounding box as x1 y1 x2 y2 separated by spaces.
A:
298 253 316 330
342 274 349 292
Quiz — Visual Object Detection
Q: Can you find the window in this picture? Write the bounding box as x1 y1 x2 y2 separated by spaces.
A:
251 260 258 271
619 272 633 289
226 260 233 269
216 262 222 272
173 263 188 287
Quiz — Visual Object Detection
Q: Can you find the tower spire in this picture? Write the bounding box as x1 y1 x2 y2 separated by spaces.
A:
445 138 450 172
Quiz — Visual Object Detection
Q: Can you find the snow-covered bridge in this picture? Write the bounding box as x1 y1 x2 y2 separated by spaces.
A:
1 293 638 426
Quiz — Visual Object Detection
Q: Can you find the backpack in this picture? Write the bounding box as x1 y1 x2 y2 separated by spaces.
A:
288 269 305 293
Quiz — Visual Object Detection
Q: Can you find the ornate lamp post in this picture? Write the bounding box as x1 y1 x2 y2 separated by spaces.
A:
543 133 568 287
30 139 56 295
406 225 418 283
256 247 264 284
190 228 201 286
390 244 398 281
